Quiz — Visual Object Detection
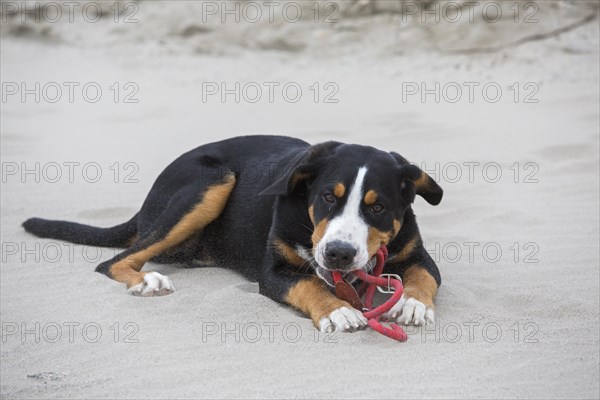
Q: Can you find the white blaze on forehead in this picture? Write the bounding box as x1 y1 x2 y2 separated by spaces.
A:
315 166 371 269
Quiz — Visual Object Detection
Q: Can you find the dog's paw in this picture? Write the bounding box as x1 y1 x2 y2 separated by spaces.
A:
128 272 175 297
383 295 434 326
318 306 368 333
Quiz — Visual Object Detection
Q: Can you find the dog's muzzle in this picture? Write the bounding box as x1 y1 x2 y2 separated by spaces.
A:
315 256 377 287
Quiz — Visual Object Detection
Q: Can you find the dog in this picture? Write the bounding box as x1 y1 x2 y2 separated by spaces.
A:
23 135 443 333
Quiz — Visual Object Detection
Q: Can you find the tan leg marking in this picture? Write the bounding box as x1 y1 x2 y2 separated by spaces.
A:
285 276 351 327
108 259 147 288
110 174 236 287
402 266 438 308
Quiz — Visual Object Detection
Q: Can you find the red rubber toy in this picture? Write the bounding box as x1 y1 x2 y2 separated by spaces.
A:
332 246 407 342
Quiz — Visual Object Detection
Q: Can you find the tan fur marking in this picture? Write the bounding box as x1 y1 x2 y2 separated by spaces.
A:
273 238 305 267
414 171 429 191
389 236 419 264
110 174 236 287
108 260 146 288
308 205 315 224
290 172 311 192
364 190 378 205
334 183 345 198
285 276 351 327
311 217 328 248
367 221 401 259
367 227 393 257
393 219 401 235
402 266 438 308
125 234 138 247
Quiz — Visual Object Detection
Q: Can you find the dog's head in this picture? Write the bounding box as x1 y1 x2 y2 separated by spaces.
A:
261 141 442 285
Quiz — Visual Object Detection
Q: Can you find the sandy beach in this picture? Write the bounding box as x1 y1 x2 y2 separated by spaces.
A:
1 1 599 398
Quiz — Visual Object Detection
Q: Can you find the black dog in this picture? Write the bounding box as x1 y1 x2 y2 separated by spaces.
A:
23 135 443 333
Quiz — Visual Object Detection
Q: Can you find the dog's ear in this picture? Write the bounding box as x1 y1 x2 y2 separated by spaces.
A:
259 141 341 196
391 152 443 206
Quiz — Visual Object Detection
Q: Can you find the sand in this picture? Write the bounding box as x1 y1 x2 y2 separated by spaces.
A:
1 1 599 398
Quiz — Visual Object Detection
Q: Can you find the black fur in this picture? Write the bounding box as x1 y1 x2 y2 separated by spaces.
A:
23 135 442 303
22 214 138 248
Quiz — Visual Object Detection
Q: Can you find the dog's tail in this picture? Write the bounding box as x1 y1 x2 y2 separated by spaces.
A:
22 213 138 248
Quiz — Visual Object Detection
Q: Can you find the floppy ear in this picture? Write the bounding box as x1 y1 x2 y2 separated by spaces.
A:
259 141 341 196
391 152 443 206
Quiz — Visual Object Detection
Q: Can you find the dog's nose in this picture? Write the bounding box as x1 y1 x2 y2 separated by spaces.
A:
324 241 357 269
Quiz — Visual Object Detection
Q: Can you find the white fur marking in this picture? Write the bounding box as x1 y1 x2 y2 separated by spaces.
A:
316 166 370 270
296 246 312 262
319 306 368 333
128 272 175 297
382 294 435 326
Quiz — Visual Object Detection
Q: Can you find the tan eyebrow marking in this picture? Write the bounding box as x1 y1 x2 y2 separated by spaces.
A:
364 189 377 205
334 183 345 198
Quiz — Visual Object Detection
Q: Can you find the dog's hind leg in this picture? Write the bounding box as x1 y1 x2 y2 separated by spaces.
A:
95 172 236 296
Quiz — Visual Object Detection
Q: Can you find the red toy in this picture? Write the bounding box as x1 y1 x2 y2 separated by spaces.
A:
331 246 407 342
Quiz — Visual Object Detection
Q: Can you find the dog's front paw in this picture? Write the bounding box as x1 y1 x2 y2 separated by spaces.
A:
318 306 368 333
128 272 175 297
383 295 434 326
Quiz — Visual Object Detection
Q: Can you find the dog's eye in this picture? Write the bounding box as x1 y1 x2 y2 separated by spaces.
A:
371 204 384 214
323 193 335 203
